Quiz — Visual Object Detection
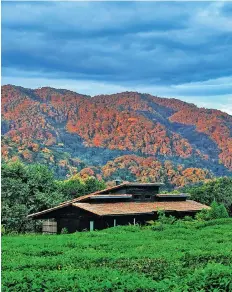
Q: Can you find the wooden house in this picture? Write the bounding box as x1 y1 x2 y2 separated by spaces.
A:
28 182 209 233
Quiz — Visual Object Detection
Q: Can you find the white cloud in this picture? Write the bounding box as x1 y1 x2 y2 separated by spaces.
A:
2 1 232 115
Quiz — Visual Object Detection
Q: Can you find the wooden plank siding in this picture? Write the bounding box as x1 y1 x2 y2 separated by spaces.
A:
42 220 57 234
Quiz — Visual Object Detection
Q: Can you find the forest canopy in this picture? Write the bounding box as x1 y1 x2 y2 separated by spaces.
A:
2 85 232 185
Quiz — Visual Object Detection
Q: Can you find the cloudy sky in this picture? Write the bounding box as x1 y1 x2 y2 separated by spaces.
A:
2 1 232 114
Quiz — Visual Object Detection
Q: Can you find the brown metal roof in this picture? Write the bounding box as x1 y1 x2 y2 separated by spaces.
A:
60 182 164 204
72 200 209 216
28 199 209 219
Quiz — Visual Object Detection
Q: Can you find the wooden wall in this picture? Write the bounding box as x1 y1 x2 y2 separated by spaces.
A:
42 220 57 234
36 205 198 234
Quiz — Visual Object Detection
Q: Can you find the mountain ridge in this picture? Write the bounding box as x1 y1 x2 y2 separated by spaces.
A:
3 84 230 115
1 84 232 187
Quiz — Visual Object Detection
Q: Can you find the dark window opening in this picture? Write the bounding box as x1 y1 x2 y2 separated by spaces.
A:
134 195 140 200
145 195 151 199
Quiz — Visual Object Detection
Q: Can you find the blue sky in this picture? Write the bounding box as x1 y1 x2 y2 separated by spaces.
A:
2 1 232 114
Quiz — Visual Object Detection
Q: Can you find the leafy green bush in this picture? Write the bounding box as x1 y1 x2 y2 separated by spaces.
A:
146 210 176 231
182 215 194 222
210 201 229 219
150 222 165 231
196 208 210 221
157 210 176 224
185 263 232 291
196 201 229 221
60 228 68 234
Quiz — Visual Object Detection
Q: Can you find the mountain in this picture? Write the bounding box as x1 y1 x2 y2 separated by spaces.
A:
1 85 232 188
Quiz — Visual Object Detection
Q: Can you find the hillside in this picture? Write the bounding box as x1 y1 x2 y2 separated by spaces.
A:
1 85 232 187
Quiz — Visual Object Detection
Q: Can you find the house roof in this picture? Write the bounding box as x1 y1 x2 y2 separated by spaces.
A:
73 201 209 216
59 182 164 204
27 182 210 219
28 199 209 218
156 193 190 198
89 195 132 200
27 183 163 218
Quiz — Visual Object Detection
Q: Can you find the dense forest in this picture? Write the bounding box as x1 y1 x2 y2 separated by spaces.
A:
2 85 232 188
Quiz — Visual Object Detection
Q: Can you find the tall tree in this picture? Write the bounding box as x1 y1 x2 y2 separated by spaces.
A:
1 161 64 232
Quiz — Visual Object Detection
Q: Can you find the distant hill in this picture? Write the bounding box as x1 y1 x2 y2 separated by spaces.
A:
2 85 232 187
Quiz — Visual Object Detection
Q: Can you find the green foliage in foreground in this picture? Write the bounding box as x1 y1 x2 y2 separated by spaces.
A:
2 219 232 291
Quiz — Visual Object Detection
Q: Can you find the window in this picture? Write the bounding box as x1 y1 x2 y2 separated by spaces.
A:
134 195 140 200
145 195 151 199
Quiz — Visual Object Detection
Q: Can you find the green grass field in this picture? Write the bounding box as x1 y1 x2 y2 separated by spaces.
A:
2 219 232 292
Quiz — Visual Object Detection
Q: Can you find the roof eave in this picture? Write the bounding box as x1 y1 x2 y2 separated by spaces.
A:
100 211 155 216
27 203 71 219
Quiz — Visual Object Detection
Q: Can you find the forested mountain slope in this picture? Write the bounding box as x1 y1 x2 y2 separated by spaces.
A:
2 85 232 187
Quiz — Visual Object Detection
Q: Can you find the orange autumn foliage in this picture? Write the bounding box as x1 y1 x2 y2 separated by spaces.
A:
1 85 232 186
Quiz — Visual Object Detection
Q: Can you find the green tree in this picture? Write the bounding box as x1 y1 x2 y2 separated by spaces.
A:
183 177 232 215
57 175 106 201
84 177 106 195
57 178 86 200
1 161 64 233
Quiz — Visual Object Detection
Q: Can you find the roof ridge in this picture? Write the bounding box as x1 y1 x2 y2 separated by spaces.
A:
56 182 129 205
71 182 164 203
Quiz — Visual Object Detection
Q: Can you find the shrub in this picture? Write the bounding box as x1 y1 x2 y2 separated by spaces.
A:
157 210 176 224
150 222 165 231
182 216 194 222
60 227 69 234
196 208 210 221
211 202 229 219
146 210 176 230
185 263 232 291
196 201 229 221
